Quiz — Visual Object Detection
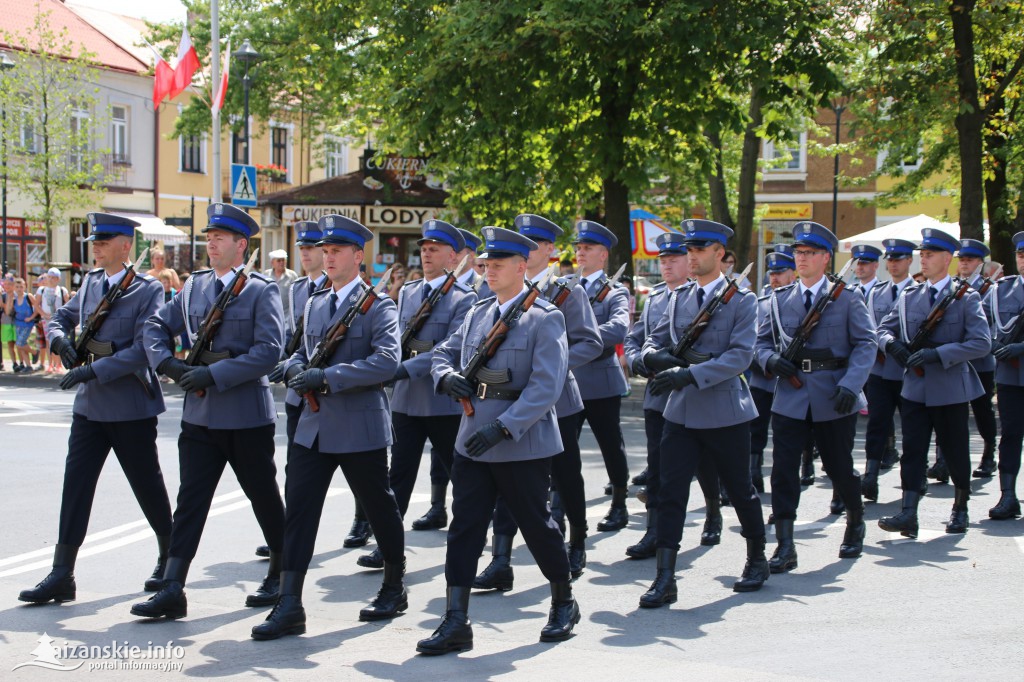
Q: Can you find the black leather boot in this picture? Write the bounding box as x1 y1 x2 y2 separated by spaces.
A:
750 454 764 493
639 548 677 608
130 557 188 619
800 448 815 485
632 468 649 485
549 490 566 534
878 490 920 538
251 572 306 640
344 500 374 547
567 524 587 578
927 449 949 483
19 544 77 604
597 486 629 532
701 495 722 546
862 460 881 503
945 487 970 533
719 480 731 507
255 545 270 558
625 509 657 559
540 582 580 641
472 534 514 591
838 504 865 559
769 519 798 573
989 473 1021 519
733 536 770 592
973 441 997 478
246 551 282 607
829 485 846 515
144 535 171 592
881 434 900 469
357 547 384 569
360 558 409 620
411 484 449 531
416 586 473 655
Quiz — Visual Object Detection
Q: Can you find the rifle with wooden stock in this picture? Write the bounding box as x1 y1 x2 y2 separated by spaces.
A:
458 269 553 417
284 276 330 358
768 258 854 389
549 266 581 308
73 248 149 365
905 264 980 377
589 262 628 304
184 249 260 398
401 255 469 359
669 262 752 366
299 267 392 413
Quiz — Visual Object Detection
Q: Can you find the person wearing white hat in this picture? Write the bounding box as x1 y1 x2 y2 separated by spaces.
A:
264 249 298 322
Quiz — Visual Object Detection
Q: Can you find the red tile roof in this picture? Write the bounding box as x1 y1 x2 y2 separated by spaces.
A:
0 0 147 74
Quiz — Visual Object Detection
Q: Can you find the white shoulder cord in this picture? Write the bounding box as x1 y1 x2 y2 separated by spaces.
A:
990 283 1020 335
182 274 198 343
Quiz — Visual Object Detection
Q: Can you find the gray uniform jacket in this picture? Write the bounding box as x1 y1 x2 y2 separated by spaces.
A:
145 269 283 429
431 291 568 463
49 269 165 422
575 279 629 399
755 282 876 421
287 284 400 454
285 273 327 407
624 282 671 411
391 277 477 417
968 275 996 373
748 294 777 393
991 275 1024 387
642 279 758 428
877 281 989 406
866 280 908 381
544 278 603 417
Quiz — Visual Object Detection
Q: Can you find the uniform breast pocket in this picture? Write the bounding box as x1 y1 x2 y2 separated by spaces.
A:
100 313 135 343
222 310 254 339
492 334 529 371
820 320 846 344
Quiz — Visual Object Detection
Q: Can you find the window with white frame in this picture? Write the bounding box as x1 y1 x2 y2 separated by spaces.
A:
877 144 923 173
111 105 129 165
20 114 36 153
325 136 347 178
179 134 205 173
68 106 91 172
762 132 807 174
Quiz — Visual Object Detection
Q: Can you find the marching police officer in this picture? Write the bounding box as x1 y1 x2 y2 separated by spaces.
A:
624 232 725 560
861 239 916 502
473 214 601 589
988 231 1024 520
957 239 999 478
456 228 483 290
573 220 632 531
877 228 990 536
251 215 408 639
19 214 173 604
638 220 769 607
851 244 883 296
755 221 875 570
748 248 796 494
132 203 286 620
355 221 476 570
418 227 577 655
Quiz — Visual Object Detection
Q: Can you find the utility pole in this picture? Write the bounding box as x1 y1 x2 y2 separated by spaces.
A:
210 0 221 205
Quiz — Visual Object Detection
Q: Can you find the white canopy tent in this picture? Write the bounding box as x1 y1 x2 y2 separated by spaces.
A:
111 213 189 244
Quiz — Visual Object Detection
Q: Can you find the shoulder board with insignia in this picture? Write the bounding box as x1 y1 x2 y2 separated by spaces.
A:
904 282 924 292
652 281 667 290
135 273 155 282
401 279 419 288
191 268 214 275
292 275 311 288
471 296 495 308
775 282 798 293
248 272 273 283
309 287 332 298
998 274 1017 282
533 298 557 312
452 280 472 293
86 268 105 277
674 281 697 292
758 293 772 301
734 288 754 297
871 280 889 289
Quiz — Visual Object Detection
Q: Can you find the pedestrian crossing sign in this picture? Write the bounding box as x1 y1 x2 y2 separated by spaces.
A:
230 164 258 208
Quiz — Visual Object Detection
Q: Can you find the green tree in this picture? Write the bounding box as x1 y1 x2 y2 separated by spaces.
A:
0 6 110 261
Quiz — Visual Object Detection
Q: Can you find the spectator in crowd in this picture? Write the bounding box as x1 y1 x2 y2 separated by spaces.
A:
721 250 752 289
34 268 70 373
1 273 15 370
985 261 1003 278
371 252 388 285
407 267 424 281
175 271 192 360
559 259 575 276
5 277 37 372
263 249 298 320
387 263 407 302
157 269 178 303
148 249 180 289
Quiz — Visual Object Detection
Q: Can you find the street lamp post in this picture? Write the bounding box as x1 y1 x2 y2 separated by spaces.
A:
232 40 260 165
831 96 849 275
0 52 15 276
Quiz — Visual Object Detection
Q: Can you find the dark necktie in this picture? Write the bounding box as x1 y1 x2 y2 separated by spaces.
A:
804 289 813 312
862 286 869 298
929 287 937 306
215 279 224 297
696 287 705 309
423 283 432 302
101 279 109 295
492 305 500 326
329 293 338 318
308 280 316 297
891 284 898 302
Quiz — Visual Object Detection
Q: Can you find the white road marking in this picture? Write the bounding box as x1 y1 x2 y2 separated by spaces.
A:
1015 537 1024 555
5 421 72 428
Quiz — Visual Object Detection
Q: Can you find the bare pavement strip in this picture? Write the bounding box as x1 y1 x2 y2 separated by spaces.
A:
0 376 1021 680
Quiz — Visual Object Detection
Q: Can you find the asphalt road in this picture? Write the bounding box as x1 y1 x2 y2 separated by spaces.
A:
0 379 1021 680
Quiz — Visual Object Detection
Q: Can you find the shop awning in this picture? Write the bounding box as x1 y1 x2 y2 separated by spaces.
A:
111 213 189 244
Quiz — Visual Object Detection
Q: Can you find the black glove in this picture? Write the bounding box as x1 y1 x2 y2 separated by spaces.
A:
644 349 685 373
465 420 509 458
649 367 694 396
440 372 474 399
59 365 95 390
158 358 188 383
831 386 857 413
179 366 216 392
994 342 1024 361
268 360 289 383
766 354 797 378
886 340 912 367
285 363 305 382
631 356 650 378
394 364 410 382
288 367 326 393
50 336 78 370
906 348 940 368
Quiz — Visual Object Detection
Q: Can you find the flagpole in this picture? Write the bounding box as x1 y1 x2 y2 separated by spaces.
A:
210 0 221 206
